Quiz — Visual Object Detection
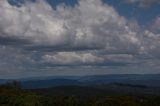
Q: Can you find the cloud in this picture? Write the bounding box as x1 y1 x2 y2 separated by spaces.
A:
0 0 69 47
124 0 160 7
0 0 142 65
42 52 104 65
0 45 35 72
0 0 160 77
150 17 160 33
0 0 140 52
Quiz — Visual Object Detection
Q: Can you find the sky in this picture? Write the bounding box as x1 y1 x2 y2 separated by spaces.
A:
0 0 160 78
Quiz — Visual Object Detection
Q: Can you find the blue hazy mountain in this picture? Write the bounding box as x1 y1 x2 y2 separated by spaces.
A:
1 74 160 89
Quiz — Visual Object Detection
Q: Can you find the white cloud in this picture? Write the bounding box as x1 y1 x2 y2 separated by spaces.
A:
138 17 160 57
0 0 70 46
0 0 140 52
42 52 104 65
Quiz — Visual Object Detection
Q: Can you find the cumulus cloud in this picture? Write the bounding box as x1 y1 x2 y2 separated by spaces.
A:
0 0 142 66
0 0 160 77
0 0 140 51
0 0 70 46
42 52 104 65
124 0 160 7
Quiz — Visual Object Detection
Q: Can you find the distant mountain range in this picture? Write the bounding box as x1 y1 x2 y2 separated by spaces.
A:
1 74 160 89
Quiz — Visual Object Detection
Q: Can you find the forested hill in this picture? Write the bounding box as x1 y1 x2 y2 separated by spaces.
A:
1 82 160 106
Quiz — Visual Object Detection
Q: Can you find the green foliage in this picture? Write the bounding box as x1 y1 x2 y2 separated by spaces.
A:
0 85 49 106
0 85 160 106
